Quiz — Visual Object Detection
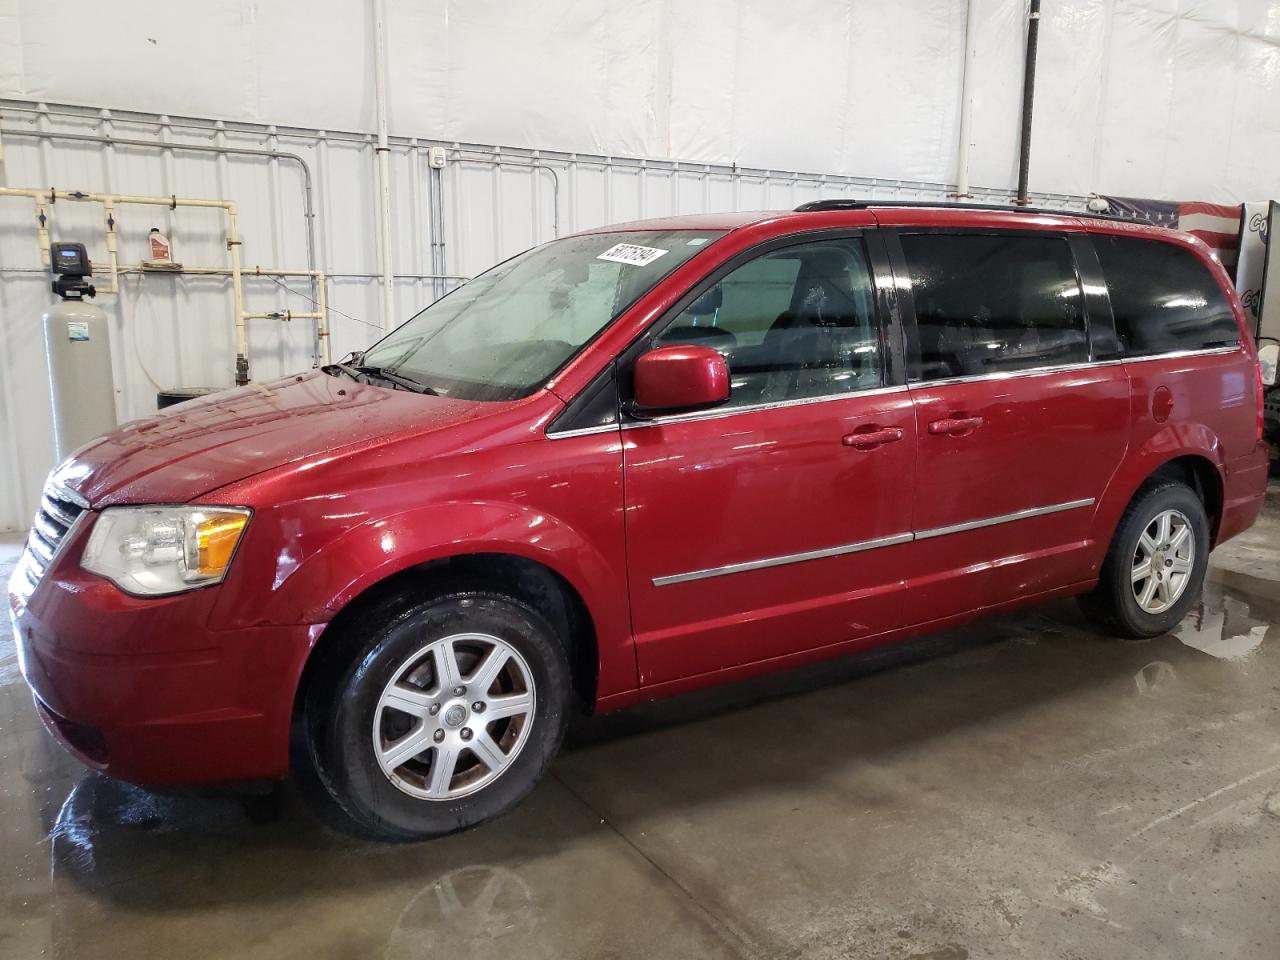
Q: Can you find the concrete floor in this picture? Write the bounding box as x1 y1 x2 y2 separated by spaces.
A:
2 486 1278 960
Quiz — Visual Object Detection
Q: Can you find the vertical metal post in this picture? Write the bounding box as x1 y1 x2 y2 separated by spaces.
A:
408 138 424 306
371 0 396 330
1015 0 1042 205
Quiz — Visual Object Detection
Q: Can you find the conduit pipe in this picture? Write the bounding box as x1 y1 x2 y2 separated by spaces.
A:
371 0 396 331
452 149 562 238
954 0 979 198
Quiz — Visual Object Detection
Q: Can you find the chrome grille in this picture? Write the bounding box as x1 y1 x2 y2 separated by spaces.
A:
13 481 88 601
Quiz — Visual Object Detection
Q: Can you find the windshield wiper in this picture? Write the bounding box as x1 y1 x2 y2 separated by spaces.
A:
322 362 439 395
356 365 439 395
323 361 364 382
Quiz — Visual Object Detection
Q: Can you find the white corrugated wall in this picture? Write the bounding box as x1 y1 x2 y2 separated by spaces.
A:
0 100 1083 529
4 1 1279 200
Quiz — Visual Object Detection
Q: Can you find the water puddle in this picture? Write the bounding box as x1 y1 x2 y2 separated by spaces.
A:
388 865 539 959
1176 593 1271 661
1134 660 1177 695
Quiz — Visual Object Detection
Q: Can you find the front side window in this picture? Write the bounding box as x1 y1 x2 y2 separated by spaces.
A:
1093 234 1239 357
652 237 882 408
900 233 1089 381
361 230 724 400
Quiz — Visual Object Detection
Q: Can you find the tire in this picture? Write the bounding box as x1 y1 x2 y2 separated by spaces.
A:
304 589 571 841
1078 479 1210 639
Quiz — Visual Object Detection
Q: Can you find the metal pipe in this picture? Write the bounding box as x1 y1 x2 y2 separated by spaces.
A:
1015 0 1042 205
954 0 979 198
0 186 232 209
371 0 396 331
3 99 1088 208
157 115 186 385
492 149 504 260
93 266 465 282
531 150 542 242
98 111 120 295
120 264 317 277
428 158 447 301
452 149 562 238
408 138 424 302
34 200 50 265
225 204 249 383
242 311 323 320
317 274 330 363
266 124 286 368
101 201 119 294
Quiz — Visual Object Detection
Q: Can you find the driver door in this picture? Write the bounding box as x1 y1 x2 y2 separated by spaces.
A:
621 233 917 688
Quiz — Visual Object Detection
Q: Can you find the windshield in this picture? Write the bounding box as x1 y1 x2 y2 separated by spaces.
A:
360 230 726 400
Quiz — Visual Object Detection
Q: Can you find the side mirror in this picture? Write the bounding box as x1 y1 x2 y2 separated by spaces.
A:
1259 342 1278 387
633 344 730 413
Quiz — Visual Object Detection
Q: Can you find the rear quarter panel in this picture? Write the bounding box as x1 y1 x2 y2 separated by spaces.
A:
1091 348 1259 549
1080 221 1263 553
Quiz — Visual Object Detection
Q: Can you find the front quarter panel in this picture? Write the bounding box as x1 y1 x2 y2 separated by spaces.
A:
201 429 634 700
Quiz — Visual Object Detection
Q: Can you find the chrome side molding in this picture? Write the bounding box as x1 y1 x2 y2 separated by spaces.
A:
544 423 621 440
901 346 1240 388
913 498 1095 540
651 497 1096 586
652 532 915 587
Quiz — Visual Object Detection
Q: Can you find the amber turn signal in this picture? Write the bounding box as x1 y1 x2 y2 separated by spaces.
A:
196 513 250 575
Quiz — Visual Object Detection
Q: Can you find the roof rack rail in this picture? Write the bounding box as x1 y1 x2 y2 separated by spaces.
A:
794 198 1136 223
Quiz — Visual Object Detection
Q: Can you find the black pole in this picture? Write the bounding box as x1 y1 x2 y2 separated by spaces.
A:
1015 0 1041 205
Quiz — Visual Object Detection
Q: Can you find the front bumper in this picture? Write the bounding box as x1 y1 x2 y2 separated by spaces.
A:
9 531 320 786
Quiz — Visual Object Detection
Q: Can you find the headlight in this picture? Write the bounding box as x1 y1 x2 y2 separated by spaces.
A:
81 506 251 596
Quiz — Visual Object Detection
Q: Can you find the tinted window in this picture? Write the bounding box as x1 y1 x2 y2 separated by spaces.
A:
653 238 881 408
900 233 1088 381
1093 235 1239 356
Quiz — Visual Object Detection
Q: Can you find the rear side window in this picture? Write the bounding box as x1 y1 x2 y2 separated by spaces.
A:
1093 235 1239 357
899 233 1088 381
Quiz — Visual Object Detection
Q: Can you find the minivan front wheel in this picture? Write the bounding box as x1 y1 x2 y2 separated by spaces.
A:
1079 479 1210 638
305 590 571 841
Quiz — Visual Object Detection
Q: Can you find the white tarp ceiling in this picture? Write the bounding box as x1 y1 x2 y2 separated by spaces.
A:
3 0 1280 200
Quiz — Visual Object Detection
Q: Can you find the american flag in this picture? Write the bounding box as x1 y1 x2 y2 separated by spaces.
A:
1096 197 1243 274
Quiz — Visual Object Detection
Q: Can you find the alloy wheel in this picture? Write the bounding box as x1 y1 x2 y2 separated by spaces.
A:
372 633 536 801
1130 508 1195 615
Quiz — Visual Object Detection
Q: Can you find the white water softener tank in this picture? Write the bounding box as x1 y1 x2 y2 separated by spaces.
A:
43 242 118 460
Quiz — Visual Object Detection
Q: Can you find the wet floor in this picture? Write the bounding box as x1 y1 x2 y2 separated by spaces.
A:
2 486 1278 959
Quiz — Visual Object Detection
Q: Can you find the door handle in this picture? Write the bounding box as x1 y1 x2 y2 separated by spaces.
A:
842 426 904 449
927 415 984 437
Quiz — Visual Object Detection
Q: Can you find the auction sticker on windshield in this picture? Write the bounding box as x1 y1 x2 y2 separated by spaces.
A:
597 243 669 267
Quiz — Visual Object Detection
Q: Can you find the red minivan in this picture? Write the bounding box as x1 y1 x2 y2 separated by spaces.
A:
9 202 1270 840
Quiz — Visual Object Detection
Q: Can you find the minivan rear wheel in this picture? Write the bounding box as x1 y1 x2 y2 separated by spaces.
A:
1078 479 1210 639
304 589 571 841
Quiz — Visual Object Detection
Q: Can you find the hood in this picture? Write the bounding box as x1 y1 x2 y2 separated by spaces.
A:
56 371 500 507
